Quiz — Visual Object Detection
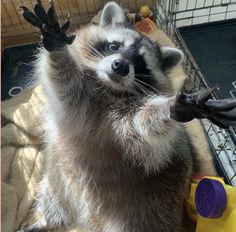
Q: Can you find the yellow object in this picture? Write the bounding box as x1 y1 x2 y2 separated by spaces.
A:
187 176 236 232
140 5 151 18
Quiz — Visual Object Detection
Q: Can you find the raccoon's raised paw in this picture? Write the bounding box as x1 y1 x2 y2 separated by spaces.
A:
19 0 75 52
170 88 236 129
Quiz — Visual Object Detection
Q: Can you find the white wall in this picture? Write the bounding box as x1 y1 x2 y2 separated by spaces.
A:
157 0 236 27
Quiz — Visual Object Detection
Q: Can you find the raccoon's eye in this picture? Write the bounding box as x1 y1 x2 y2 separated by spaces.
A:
109 42 120 51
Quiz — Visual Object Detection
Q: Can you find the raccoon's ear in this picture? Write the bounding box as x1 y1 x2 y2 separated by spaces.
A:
100 2 126 27
161 47 184 72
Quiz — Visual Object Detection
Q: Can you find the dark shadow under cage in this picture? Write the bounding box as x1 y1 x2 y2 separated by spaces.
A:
156 0 236 186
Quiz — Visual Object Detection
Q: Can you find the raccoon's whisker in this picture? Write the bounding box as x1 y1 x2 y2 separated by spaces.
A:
81 49 101 61
129 83 141 96
92 79 109 95
98 87 108 98
133 82 143 93
82 70 97 79
133 81 148 96
89 56 103 63
83 55 102 63
87 43 105 58
83 49 103 61
94 86 104 91
96 45 106 57
84 73 95 79
82 51 102 59
78 42 103 59
135 79 154 93
86 43 101 55
93 83 105 91
94 80 107 91
125 86 132 108
130 87 139 97
89 51 103 60
135 73 154 78
135 78 160 94
135 82 154 98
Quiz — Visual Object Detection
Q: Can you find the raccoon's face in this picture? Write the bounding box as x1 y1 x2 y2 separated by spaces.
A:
79 2 183 94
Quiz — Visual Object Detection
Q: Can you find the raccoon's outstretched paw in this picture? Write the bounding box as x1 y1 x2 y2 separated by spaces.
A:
170 88 236 129
19 0 76 52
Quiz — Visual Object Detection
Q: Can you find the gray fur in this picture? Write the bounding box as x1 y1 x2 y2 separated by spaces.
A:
100 1 126 27
21 2 196 232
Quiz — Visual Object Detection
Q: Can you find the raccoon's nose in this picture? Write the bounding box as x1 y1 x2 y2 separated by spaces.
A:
112 59 129 76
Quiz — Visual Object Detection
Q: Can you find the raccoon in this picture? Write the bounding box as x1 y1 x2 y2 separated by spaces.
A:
18 1 236 232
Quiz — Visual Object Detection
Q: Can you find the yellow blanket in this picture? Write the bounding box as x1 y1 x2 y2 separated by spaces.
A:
2 25 217 232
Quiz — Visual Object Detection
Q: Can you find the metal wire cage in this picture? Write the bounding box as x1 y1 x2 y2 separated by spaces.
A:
156 0 236 186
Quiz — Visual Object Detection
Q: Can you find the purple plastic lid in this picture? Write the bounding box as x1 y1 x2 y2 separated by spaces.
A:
195 178 227 218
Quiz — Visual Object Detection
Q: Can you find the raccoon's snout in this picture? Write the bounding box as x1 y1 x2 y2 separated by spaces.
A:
111 59 130 76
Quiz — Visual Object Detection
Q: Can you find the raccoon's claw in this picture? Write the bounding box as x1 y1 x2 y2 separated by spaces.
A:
60 15 71 33
170 88 236 129
34 0 48 25
19 1 75 52
19 6 42 28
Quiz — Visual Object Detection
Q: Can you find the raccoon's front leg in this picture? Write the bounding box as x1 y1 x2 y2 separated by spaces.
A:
18 2 76 232
112 96 178 169
20 0 75 52
170 88 236 128
133 96 176 140
20 0 80 99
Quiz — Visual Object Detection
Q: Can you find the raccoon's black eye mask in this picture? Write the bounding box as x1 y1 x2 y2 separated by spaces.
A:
93 37 158 93
93 41 122 57
132 55 157 92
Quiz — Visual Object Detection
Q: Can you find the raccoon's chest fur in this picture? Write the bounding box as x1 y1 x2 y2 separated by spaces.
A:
40 92 193 229
35 42 195 232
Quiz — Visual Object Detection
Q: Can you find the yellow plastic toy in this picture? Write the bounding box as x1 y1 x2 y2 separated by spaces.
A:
140 5 152 18
187 175 236 232
136 5 155 22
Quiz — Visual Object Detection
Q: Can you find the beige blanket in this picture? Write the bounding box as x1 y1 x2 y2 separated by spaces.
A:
2 24 217 232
